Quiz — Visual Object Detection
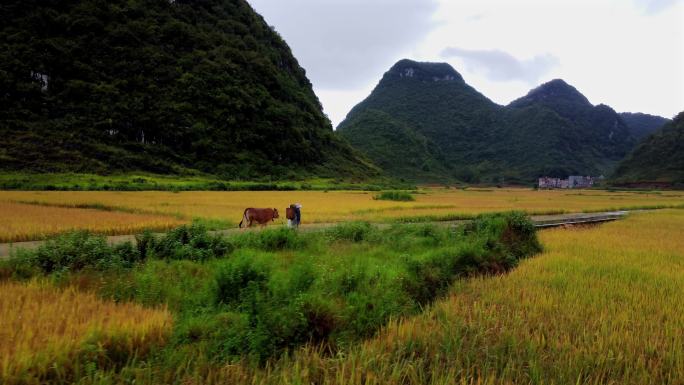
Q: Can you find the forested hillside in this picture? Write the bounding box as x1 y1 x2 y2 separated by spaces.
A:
613 112 684 185
338 60 639 183
338 60 502 183
619 112 670 139
507 79 635 161
0 0 377 179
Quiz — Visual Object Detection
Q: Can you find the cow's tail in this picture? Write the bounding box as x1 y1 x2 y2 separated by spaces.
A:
239 208 249 228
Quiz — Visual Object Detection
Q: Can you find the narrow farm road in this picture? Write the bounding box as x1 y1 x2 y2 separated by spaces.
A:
0 211 627 259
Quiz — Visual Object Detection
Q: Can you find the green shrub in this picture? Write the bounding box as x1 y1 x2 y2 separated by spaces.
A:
9 231 135 274
255 228 300 251
4 250 41 279
382 223 451 250
214 256 271 306
278 263 316 296
5 224 234 278
135 230 156 259
183 212 540 362
341 285 411 339
140 224 233 261
463 211 542 260
373 190 416 201
297 295 339 344
0 259 17 281
230 227 303 251
325 221 376 242
403 255 453 305
211 256 322 363
332 263 370 295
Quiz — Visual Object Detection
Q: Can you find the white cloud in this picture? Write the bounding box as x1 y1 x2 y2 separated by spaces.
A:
247 0 684 126
248 0 438 90
415 0 683 118
633 0 683 14
440 47 558 84
315 85 376 128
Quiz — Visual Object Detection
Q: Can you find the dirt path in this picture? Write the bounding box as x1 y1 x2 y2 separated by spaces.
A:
0 211 627 259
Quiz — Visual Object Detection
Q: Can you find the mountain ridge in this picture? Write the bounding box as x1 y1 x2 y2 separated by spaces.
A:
619 112 671 140
509 79 592 109
338 59 662 183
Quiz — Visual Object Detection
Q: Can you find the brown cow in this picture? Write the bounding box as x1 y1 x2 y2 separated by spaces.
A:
239 208 279 228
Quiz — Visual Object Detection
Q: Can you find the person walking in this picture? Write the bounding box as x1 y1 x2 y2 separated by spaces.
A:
293 202 302 227
288 203 302 228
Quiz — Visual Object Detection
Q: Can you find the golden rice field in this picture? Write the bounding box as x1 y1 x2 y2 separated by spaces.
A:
0 202 186 242
0 189 682 242
0 280 172 384
215 209 684 384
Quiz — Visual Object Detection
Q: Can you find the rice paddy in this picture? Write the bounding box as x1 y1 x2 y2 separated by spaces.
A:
0 201 186 242
0 280 172 384
2 190 684 384
215 209 684 384
1 189 683 242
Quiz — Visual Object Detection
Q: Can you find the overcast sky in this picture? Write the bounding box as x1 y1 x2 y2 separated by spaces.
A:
248 0 684 127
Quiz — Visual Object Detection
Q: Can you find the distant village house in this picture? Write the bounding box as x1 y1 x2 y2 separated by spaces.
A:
538 176 597 189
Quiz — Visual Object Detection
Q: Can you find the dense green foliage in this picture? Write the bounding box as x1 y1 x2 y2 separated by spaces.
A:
338 60 642 183
0 172 411 191
373 190 415 201
508 80 635 161
340 110 449 181
4 212 541 372
7 224 231 277
619 112 670 140
612 112 684 185
0 0 376 180
8 231 141 277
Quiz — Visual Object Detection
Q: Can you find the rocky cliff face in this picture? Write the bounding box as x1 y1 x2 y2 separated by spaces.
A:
383 59 465 83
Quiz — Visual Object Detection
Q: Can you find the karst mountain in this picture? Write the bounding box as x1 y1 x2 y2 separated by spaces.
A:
337 59 668 183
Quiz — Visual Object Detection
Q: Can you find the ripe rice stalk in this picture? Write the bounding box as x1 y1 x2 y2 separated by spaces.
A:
0 280 172 384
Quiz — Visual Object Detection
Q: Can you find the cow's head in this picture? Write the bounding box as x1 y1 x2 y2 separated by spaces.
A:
272 208 279 220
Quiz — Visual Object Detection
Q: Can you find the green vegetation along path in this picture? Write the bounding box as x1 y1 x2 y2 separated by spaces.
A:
0 211 626 259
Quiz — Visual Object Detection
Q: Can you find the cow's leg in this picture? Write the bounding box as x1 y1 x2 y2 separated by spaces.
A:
240 214 248 229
